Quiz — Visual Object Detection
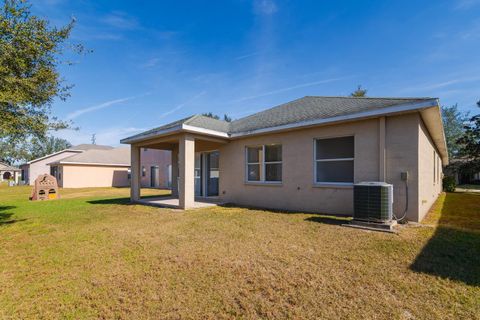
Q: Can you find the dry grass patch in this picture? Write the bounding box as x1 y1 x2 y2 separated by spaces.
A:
0 186 478 319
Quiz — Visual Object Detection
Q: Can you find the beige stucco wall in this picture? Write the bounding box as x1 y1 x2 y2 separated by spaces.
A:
217 112 438 222
61 164 129 188
219 118 381 215
384 113 421 221
418 119 443 221
26 151 80 185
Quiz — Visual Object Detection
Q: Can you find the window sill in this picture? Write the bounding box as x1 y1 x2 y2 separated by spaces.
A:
313 183 354 189
244 181 283 187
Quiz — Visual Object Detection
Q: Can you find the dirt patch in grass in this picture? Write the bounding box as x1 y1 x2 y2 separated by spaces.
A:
0 187 478 319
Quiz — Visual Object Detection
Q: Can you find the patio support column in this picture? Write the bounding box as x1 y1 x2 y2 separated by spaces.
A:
130 145 141 202
171 144 179 197
178 134 195 209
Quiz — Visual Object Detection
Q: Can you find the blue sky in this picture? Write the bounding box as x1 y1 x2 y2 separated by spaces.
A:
32 0 480 146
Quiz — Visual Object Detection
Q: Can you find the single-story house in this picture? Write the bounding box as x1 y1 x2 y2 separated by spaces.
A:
121 96 448 222
0 162 21 183
21 144 171 188
48 147 131 188
20 144 114 185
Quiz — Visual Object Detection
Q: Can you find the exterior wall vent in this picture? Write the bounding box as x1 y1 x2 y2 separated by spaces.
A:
353 182 393 222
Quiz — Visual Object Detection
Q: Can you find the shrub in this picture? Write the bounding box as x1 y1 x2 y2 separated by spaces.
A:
443 176 456 192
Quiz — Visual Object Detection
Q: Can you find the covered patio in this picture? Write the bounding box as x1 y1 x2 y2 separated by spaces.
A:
124 127 229 209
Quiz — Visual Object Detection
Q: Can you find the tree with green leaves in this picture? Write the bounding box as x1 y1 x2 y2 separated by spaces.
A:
0 0 82 163
223 114 232 122
457 100 480 176
350 85 367 97
441 104 468 158
202 112 232 122
26 136 72 161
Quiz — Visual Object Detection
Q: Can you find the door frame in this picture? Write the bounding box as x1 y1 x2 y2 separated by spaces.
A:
195 150 219 198
150 165 159 188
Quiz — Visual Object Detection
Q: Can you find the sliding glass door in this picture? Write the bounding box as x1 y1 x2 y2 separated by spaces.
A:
194 151 219 197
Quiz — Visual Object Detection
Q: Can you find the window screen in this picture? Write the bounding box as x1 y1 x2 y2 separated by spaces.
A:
315 137 354 183
246 145 282 182
315 136 354 159
246 147 262 181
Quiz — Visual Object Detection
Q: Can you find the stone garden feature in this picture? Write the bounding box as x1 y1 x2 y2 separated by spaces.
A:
30 174 59 201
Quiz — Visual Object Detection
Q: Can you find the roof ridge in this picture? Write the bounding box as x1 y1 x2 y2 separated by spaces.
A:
304 95 437 100
191 114 230 123
230 96 308 123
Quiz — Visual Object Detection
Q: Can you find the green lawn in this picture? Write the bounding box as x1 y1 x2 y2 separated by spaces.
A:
0 185 479 319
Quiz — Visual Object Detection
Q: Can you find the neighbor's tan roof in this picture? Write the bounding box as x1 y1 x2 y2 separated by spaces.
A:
70 144 114 151
0 162 20 171
49 147 130 166
26 144 114 164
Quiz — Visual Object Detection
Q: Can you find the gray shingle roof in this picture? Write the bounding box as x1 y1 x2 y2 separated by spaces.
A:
186 114 231 132
122 96 436 142
124 114 230 142
229 96 434 134
53 147 130 166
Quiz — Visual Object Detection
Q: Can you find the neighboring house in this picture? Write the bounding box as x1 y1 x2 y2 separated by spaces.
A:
20 144 114 185
121 96 448 222
48 147 131 188
21 144 171 188
0 162 21 183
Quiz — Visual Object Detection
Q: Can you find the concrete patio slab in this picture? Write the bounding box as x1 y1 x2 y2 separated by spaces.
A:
136 196 222 209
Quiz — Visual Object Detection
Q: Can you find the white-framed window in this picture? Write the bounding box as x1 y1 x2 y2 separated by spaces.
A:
246 144 282 183
314 136 354 184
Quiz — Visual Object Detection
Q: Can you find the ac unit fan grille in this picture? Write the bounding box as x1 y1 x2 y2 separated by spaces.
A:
354 185 392 222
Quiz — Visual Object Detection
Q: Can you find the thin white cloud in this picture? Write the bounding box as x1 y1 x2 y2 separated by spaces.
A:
54 127 147 146
141 58 161 68
102 11 139 30
232 77 348 102
254 0 278 15
66 96 139 120
459 20 480 40
159 91 207 119
229 108 263 118
402 76 480 92
235 51 261 60
455 0 480 9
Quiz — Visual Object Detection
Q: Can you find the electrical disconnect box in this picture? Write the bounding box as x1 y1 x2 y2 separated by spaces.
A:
401 171 409 181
